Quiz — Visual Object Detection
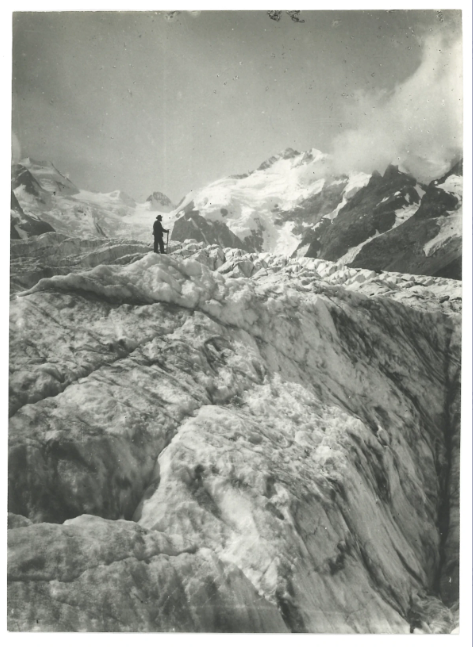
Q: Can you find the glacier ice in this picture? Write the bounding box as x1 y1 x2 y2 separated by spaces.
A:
8 236 461 632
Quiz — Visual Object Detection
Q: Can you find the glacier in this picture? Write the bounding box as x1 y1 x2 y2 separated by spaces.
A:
8 235 460 633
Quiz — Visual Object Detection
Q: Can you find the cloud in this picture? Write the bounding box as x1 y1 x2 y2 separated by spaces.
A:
330 31 463 182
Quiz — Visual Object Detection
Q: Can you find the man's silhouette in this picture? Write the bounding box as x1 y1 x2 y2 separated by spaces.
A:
153 215 169 254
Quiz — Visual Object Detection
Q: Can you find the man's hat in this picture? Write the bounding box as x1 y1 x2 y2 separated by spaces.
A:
156 215 162 220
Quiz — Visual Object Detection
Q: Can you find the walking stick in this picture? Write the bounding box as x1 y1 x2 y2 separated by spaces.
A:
166 231 169 254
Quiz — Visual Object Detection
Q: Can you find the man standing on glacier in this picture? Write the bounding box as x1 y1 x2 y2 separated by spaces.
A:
153 215 169 254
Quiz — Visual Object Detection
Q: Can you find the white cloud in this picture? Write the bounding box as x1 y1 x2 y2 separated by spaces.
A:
330 32 463 182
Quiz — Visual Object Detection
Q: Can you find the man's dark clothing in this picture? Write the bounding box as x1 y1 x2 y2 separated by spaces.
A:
153 220 169 254
154 237 165 254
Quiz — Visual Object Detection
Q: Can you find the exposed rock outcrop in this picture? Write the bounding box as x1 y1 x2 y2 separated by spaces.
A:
171 209 251 251
146 191 175 212
16 158 79 196
343 162 463 279
10 190 55 240
297 165 423 260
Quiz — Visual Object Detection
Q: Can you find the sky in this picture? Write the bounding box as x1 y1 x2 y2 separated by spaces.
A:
12 9 462 203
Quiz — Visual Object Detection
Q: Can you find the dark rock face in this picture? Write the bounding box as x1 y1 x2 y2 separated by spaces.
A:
12 164 48 201
347 163 462 279
433 258 462 281
10 220 21 240
17 158 79 196
242 227 264 252
296 161 462 280
171 210 251 251
298 218 331 258
414 162 462 221
146 191 175 210
228 172 250 180
300 166 421 261
276 178 348 236
347 213 461 279
10 191 55 239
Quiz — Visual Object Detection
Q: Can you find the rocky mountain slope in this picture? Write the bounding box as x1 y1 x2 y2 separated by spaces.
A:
297 161 463 280
168 148 372 255
11 158 172 242
8 234 460 632
341 161 463 279
165 149 462 279
146 191 176 212
11 150 462 279
10 190 55 240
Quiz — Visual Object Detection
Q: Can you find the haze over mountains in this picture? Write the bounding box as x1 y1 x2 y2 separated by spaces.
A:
11 148 462 279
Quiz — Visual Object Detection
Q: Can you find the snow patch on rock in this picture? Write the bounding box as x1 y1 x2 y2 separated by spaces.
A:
424 207 463 257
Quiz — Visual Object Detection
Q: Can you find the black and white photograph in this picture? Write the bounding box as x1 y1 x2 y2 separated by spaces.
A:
6 2 471 636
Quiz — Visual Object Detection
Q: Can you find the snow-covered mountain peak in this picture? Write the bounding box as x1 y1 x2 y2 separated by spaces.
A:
145 191 175 212
165 148 367 256
17 157 78 196
257 147 301 170
11 150 462 279
257 146 327 172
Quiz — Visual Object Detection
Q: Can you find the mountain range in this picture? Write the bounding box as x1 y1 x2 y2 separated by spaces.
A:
11 149 462 279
